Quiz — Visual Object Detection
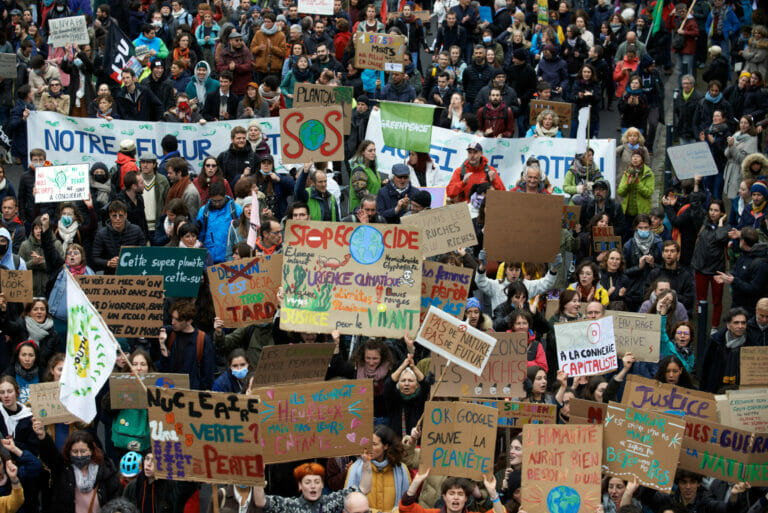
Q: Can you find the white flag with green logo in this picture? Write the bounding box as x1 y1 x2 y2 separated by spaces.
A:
379 101 436 153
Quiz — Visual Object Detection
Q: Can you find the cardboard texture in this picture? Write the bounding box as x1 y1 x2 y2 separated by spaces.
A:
34 164 89 203
251 343 335 386
145 387 265 485
498 401 557 427
621 375 718 421
421 400 498 480
612 312 661 362
0 54 15 79
353 32 406 71
110 373 190 409
207 256 281 328
117 246 207 297
555 316 618 377
568 398 607 425
401 203 477 258
279 106 344 163
28 382 81 425
719 389 768 432
667 142 719 179
602 403 684 493
431 331 526 397
252 379 373 463
740 347 768 386
77 275 164 337
293 83 353 134
522 425 602 513
562 205 581 230
417 306 497 376
420 260 473 323
48 15 89 46
679 418 766 485
592 226 614 237
593 236 622 253
529 100 573 132
281 221 422 337
484 191 563 263
0 269 33 303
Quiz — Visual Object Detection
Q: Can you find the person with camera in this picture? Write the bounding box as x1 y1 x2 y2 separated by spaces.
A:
163 92 207 124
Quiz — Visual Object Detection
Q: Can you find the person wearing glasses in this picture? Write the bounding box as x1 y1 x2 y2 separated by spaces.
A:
254 216 282 255
38 79 69 114
91 200 147 275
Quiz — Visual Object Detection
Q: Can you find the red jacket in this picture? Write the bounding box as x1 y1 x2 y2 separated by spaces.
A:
612 55 639 97
476 102 515 138
116 152 139 190
670 15 699 55
446 155 505 202
334 31 352 62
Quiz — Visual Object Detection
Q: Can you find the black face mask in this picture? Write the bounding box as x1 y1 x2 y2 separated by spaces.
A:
0 243 8 256
93 173 108 184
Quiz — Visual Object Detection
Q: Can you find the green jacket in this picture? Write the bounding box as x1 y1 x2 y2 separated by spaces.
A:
349 158 382 210
213 323 273 368
616 164 654 216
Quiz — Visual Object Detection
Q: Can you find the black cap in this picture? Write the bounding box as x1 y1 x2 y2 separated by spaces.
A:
593 179 610 190
412 190 432 208
152 59 164 68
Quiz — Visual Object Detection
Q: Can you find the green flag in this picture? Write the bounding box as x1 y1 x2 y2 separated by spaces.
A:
650 0 664 35
379 101 436 153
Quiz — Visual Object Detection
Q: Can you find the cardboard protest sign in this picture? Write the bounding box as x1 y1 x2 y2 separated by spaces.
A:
146 387 264 485
612 312 661 362
679 418 758 484
420 260 473 323
251 343 335 386
0 54 16 79
740 347 768 386
484 191 563 263
562 205 581 230
667 142 719 179
0 269 33 303
569 398 607 425
281 221 422 337
421 400 497 480
280 106 344 163
431 332 526 397
719 389 768 432
297 0 333 15
48 15 89 46
498 401 557 427
554 316 618 377
622 375 718 421
417 306 497 376
353 32 407 71
529 100 573 132
252 379 373 463
34 164 89 202
522 425 602 513
593 236 622 253
593 226 614 237
293 83 354 134
77 275 164 337
602 403 684 493
117 246 207 297
110 373 190 409
401 202 477 258
28 382 81 425
207 255 281 328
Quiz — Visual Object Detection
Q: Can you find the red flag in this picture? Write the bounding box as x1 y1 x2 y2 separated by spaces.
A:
380 0 387 23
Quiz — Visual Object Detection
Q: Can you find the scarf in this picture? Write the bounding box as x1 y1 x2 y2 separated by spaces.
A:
57 220 79 252
676 343 693 359
292 65 312 82
733 131 751 144
357 362 390 396
25 316 54 344
261 22 279 35
73 463 99 493
0 179 6 191
609 23 622 32
626 142 640 151
753 200 766 214
0 403 32 437
534 123 559 137
705 91 723 103
633 230 653 256
179 240 203 249
725 331 746 349
49 87 63 99
173 47 190 67
259 84 280 108
167 176 191 204
682 88 694 101
570 158 592 179
625 85 643 94
347 458 410 506
567 37 577 46
248 136 264 152
15 362 38 382
651 224 664 235
96 108 112 118
710 5 726 38
576 283 595 302
67 263 86 275
16 48 30 65
91 178 111 207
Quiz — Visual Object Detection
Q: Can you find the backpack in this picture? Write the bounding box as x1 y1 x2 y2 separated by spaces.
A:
112 408 150 451
168 328 206 364
201 200 238 236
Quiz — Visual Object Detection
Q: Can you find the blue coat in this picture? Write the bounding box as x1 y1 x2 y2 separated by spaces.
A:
196 197 243 263
376 182 418 223
212 369 246 393
705 6 741 40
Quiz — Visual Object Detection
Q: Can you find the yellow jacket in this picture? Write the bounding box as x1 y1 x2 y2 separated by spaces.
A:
0 485 23 513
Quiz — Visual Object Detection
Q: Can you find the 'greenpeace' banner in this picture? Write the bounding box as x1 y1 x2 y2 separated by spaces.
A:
27 112 284 172
365 109 617 196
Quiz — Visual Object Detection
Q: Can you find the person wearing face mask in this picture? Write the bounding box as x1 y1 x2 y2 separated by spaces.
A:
123 452 196 513
89 163 112 217
41 0 72 39
622 214 663 311
32 426 122 511
213 349 251 393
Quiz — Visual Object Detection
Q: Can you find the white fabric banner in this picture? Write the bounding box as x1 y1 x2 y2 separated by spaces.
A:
365 109 617 195
27 111 285 173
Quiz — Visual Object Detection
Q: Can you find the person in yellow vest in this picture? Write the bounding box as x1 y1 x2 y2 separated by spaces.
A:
293 166 340 221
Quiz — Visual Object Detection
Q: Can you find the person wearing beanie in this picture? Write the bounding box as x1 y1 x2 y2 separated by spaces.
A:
463 296 493 332
90 162 112 214
408 190 432 215
733 180 767 232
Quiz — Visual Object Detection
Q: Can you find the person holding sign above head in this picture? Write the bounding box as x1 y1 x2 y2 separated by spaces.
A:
253 460 372 512
399 469 505 513
383 353 430 436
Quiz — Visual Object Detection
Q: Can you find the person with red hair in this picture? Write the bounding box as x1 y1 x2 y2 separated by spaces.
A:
254 458 372 512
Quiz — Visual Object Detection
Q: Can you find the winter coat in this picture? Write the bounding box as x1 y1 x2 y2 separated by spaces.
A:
618 89 648 129
705 5 741 41
743 37 768 80
201 90 239 121
673 89 704 140
693 96 734 138
462 62 495 106
612 55 639 97
91 221 147 273
700 327 744 393
664 191 707 267
0 311 62 380
741 152 768 182
560 37 589 76
196 196 243 263
730 242 768 315
124 473 195 513
294 170 340 221
724 135 758 199
250 27 286 74
390 16 426 53
617 164 654 216
217 143 252 183
446 155 505 202
373 80 417 103
9 100 33 159
195 22 221 49
743 86 768 120
184 61 220 107
691 219 731 275
433 21 468 54
376 182 419 223
132 33 169 60
383 374 430 435
18 234 50 297
702 55 730 88
622 234 664 305
537 55 568 92
212 368 247 393
114 84 163 121
646 265 696 313
38 436 121 513
156 325 216 389
670 15 698 54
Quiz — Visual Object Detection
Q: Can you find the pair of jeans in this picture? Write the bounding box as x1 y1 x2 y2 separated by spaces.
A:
676 53 695 88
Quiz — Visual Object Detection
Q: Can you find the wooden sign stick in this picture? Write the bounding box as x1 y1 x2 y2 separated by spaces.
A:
118 346 147 393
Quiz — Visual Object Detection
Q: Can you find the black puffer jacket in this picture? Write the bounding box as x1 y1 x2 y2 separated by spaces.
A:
91 221 147 273
673 89 703 140
217 144 251 184
691 220 731 275
731 242 768 316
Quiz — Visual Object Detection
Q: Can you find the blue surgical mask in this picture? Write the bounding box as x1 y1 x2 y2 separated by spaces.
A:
61 215 73 227
483 36 492 43
74 58 83 67
636 229 650 239
232 366 249 379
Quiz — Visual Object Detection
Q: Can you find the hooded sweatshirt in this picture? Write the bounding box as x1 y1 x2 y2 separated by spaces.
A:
184 61 220 108
0 228 25 270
